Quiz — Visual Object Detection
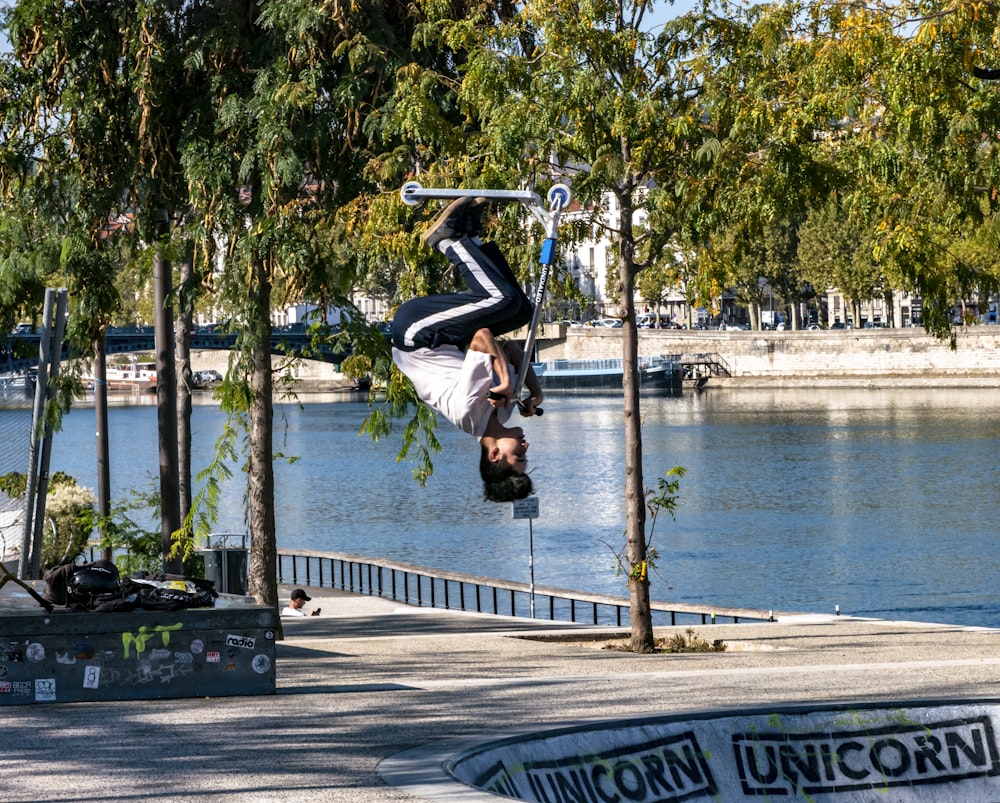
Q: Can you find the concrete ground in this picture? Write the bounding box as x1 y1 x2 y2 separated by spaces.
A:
2 584 999 802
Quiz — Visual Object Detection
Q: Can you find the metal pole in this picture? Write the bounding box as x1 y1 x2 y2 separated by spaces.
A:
28 289 68 579
513 495 540 618
528 518 535 619
18 289 54 579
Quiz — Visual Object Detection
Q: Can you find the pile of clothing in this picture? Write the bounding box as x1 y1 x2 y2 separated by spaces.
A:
43 560 217 612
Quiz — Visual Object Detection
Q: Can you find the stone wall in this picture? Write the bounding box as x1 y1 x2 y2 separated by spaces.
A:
190 350 362 391
532 326 1000 386
199 325 1000 388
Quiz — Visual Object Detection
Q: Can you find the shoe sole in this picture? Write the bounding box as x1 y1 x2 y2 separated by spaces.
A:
421 196 475 248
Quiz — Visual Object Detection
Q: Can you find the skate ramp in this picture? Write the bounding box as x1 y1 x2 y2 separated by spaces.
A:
445 700 1000 802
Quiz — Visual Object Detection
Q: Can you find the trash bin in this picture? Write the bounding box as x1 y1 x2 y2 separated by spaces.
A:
199 533 248 596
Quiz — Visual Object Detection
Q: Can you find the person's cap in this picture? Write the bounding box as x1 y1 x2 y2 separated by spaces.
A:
290 589 311 601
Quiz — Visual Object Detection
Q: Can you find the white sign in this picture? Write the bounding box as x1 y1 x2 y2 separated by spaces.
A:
512 496 539 520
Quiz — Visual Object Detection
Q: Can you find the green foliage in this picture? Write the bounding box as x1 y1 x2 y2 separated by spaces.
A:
646 466 686 543
0 472 27 500
41 480 96 570
605 466 685 584
602 627 726 654
83 487 165 577
84 481 204 577
656 628 726 654
358 350 442 485
2 472 95 570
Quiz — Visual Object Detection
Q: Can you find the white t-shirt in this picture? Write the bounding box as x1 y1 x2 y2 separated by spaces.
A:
392 345 513 439
281 605 307 617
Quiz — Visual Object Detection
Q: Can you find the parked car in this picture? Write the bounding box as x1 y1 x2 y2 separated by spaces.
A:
193 370 223 385
586 318 623 328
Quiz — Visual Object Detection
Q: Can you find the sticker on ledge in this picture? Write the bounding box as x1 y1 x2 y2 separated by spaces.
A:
35 678 56 702
225 635 255 650
83 666 101 689
251 654 271 674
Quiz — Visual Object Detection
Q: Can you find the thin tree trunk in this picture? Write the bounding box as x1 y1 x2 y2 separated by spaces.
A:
618 194 653 653
176 257 193 528
153 214 182 574
94 334 112 562
246 252 278 610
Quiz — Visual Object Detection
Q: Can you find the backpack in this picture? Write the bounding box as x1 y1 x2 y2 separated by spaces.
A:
44 560 121 609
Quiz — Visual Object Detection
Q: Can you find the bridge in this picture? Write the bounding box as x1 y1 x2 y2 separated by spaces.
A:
0 328 352 378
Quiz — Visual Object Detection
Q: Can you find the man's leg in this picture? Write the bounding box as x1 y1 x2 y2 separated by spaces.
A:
394 198 531 351
394 236 531 351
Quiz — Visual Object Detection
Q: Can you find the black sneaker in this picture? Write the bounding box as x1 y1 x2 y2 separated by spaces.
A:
422 196 492 249
462 197 491 239
422 196 475 249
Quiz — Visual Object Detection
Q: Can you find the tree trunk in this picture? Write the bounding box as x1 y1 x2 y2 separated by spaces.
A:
94 334 112 562
246 252 278 610
618 195 653 654
175 257 193 527
153 213 182 574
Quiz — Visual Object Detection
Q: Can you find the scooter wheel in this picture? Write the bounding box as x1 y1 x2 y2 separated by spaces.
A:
547 183 572 209
400 181 424 207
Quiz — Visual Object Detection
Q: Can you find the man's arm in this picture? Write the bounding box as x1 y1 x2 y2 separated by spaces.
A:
502 340 544 416
469 328 512 405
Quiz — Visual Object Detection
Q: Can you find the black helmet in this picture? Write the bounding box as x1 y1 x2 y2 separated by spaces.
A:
69 562 120 598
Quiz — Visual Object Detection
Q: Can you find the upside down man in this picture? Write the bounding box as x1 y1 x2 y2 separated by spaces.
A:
391 196 544 503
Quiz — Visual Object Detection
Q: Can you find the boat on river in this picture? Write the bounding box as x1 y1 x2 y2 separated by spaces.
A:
83 360 158 393
530 356 682 395
0 370 36 395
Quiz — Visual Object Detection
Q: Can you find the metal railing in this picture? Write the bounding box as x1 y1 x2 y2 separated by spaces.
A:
276 548 776 627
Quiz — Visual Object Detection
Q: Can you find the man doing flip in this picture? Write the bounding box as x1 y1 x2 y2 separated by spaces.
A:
391 197 544 503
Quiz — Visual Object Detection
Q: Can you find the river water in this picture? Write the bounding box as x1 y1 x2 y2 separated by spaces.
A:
2 386 999 628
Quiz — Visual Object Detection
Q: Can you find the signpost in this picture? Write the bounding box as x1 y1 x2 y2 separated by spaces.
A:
512 496 540 618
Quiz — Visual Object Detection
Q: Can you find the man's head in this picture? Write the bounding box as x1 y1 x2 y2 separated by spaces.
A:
479 444 532 502
483 425 529 472
289 588 311 609
480 424 533 502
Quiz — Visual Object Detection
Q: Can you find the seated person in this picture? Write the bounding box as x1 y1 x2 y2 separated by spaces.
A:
282 588 320 617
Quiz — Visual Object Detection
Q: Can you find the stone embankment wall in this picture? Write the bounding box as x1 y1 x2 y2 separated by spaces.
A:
532 325 1000 387
190 350 360 390
195 325 1000 388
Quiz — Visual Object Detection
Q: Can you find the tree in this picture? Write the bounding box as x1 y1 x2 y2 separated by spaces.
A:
0 0 430 597
179 0 439 607
787 1 1000 336
432 0 708 651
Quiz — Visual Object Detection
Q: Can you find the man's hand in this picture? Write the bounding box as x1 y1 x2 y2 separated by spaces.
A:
517 394 543 416
486 391 509 408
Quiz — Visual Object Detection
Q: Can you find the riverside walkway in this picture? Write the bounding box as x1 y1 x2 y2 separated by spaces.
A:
2 584 1000 802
